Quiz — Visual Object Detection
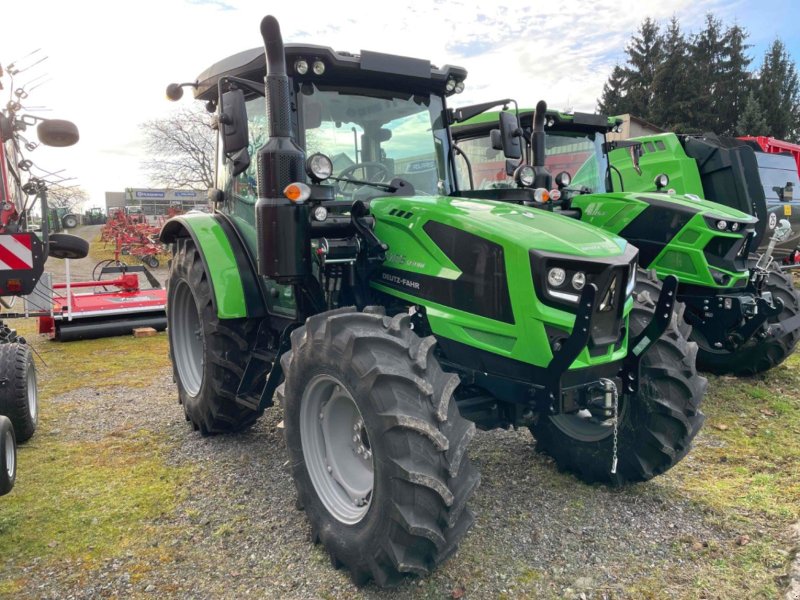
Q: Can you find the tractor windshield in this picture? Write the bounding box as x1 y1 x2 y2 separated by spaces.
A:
545 132 607 193
455 129 608 193
298 84 452 196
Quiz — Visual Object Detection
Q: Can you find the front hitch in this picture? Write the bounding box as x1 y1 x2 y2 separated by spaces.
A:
620 274 679 394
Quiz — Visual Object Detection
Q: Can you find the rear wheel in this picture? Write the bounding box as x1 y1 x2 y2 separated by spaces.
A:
167 238 265 434
0 343 37 443
695 266 800 375
0 416 16 496
282 307 479 586
531 270 707 484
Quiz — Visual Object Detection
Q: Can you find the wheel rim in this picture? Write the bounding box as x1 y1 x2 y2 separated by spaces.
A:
549 398 628 443
26 364 37 423
300 374 373 525
172 280 204 396
4 433 14 479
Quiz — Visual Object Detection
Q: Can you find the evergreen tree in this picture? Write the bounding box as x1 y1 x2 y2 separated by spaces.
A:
717 24 752 135
736 92 768 136
689 14 727 133
597 64 629 115
650 17 697 132
755 39 800 140
621 18 662 120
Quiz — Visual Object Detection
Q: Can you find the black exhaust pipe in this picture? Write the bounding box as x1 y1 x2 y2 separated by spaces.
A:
255 15 310 281
531 100 552 190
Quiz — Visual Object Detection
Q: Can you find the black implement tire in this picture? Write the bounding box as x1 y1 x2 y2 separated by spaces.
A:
0 343 37 443
695 266 800 375
282 307 479 586
531 269 707 484
167 238 264 434
0 416 16 496
48 233 89 260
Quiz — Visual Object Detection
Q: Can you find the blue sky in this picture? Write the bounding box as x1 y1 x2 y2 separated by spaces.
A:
1 0 797 205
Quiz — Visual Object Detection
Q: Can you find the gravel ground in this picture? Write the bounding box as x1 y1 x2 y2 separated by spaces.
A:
2 233 796 598
6 367 758 600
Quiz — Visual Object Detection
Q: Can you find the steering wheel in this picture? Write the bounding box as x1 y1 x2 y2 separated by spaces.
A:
338 162 391 194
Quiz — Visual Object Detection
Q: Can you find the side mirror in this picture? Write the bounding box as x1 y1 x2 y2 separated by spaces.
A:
220 89 249 155
498 111 522 160
36 119 80 147
490 129 502 151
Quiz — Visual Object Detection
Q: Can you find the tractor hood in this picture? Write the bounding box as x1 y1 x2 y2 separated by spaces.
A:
370 195 628 258
613 192 756 222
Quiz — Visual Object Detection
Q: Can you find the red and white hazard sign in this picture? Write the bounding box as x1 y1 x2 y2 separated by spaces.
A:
0 234 34 270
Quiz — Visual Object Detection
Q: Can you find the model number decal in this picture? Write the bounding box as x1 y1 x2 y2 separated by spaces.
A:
381 272 421 290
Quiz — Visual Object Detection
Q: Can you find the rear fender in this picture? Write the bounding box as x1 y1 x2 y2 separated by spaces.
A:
160 214 265 319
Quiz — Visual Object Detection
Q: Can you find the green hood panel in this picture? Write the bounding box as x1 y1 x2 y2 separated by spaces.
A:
371 195 628 258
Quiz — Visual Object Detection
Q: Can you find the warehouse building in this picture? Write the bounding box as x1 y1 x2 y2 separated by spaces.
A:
105 188 209 217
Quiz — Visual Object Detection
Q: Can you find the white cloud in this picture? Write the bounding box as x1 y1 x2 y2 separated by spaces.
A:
0 0 738 206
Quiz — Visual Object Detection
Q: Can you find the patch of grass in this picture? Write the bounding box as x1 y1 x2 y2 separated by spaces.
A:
0 429 190 593
11 318 170 399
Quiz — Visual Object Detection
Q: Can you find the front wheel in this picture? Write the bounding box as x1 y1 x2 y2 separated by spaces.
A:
167 238 265 434
531 270 707 484
0 416 16 496
282 307 479 586
62 215 78 229
695 266 800 375
0 343 37 443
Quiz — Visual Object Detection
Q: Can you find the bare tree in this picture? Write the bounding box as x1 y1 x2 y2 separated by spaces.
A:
141 105 216 190
47 185 88 211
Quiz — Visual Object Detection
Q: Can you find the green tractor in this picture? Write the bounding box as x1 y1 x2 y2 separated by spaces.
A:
161 16 705 586
451 102 800 377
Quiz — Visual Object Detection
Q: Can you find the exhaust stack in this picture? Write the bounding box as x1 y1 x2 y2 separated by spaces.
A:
531 100 552 189
255 15 310 281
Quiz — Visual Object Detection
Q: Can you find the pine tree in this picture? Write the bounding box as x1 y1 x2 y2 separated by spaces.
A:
597 64 629 115
736 92 768 136
755 39 800 140
622 18 663 120
689 14 727 133
717 24 752 135
650 17 697 132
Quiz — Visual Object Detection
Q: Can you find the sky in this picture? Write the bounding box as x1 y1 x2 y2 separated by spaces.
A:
2 0 798 210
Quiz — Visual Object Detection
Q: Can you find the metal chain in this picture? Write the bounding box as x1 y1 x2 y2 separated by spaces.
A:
611 383 619 475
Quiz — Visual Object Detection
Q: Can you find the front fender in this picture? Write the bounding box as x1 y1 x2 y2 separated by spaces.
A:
160 214 261 319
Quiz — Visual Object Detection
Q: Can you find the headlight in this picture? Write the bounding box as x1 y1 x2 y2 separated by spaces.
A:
716 220 728 230
312 60 326 75
312 205 328 222
731 222 740 232
654 173 669 189
454 81 465 94
445 78 456 92
547 267 566 287
571 272 586 290
513 165 535 187
305 153 333 182
294 59 309 75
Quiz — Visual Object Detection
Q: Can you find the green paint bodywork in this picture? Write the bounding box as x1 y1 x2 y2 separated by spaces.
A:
452 110 756 290
165 214 248 319
369 195 631 369
607 133 704 196
569 192 754 288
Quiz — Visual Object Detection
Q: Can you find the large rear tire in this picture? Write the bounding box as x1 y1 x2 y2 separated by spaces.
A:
282 307 479 586
531 270 707 484
167 238 264 434
0 343 37 443
0 416 16 496
695 266 800 375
